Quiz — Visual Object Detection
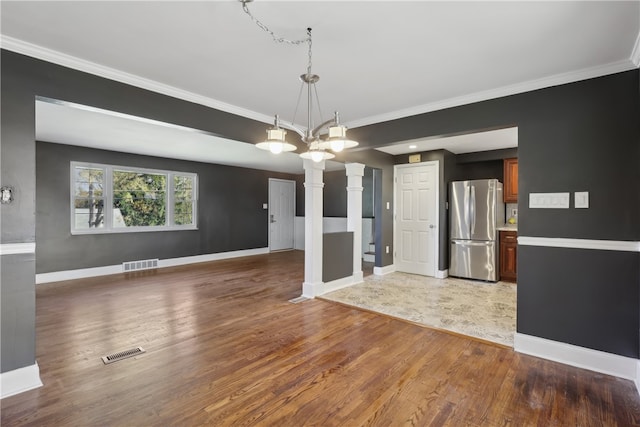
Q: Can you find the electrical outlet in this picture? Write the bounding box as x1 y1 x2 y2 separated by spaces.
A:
385 246 390 254
511 208 518 217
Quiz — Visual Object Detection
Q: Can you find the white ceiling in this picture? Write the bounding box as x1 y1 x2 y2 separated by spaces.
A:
3 1 639 171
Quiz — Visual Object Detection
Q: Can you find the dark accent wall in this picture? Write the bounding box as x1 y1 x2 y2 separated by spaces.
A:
295 167 375 218
323 232 354 282
36 142 296 273
1 46 638 374
351 70 640 358
0 49 395 373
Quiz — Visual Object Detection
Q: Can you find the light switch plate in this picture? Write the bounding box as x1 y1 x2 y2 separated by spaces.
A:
529 192 570 209
574 191 589 209
262 203 268 209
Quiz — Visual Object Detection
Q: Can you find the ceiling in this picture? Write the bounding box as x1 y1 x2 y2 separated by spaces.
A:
3 1 640 172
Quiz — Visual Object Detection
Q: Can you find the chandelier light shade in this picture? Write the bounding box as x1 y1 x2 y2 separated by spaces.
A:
241 2 358 162
255 115 297 154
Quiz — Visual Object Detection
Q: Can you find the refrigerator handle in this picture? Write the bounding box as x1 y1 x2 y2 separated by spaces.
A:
470 185 476 235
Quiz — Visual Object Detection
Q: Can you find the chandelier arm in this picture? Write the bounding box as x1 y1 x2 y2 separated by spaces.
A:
310 118 338 137
277 121 306 139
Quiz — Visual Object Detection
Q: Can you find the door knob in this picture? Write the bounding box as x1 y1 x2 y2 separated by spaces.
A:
429 224 435 229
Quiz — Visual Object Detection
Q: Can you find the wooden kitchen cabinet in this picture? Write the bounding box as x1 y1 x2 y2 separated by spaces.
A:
500 230 517 282
503 158 518 203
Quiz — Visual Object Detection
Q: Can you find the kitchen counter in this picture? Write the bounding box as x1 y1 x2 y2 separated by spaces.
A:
497 224 518 232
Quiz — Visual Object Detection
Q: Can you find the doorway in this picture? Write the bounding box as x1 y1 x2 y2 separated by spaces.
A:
268 178 295 251
394 161 439 276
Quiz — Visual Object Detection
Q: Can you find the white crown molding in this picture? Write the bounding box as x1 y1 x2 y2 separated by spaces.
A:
346 59 637 129
0 36 274 126
518 236 640 252
2 36 636 131
514 333 638 384
0 242 36 255
631 30 640 67
0 363 43 399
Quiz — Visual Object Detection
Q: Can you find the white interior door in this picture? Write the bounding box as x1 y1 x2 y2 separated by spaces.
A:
395 162 438 276
269 179 295 251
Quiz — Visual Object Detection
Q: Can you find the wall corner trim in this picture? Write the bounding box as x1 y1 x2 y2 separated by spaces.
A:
0 362 43 399
373 264 396 276
0 242 36 255
631 31 640 67
518 236 640 252
514 333 638 383
436 269 449 279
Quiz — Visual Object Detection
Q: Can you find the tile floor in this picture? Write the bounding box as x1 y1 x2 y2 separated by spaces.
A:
322 272 517 347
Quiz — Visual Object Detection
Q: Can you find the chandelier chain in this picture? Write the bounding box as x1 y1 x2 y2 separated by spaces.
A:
241 1 310 46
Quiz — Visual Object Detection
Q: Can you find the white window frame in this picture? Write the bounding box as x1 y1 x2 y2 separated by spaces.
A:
71 161 198 235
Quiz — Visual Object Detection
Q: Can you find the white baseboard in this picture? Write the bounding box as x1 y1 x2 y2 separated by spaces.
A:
322 274 363 295
514 333 639 383
436 269 448 279
1 362 43 399
373 264 395 276
302 281 322 299
36 247 269 284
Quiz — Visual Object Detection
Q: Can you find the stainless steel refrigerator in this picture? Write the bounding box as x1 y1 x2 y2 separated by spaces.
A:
449 179 505 282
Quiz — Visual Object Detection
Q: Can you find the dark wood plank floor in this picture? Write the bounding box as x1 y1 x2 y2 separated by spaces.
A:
2 250 639 426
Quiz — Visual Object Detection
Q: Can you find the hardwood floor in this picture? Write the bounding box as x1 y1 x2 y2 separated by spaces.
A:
2 250 639 426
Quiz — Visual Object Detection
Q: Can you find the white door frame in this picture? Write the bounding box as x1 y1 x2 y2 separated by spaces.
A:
268 178 296 252
393 161 440 276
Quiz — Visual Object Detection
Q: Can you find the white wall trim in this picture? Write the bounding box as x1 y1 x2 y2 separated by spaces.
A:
322 274 362 295
518 236 640 252
514 333 638 383
636 360 640 394
631 30 640 67
36 247 269 284
373 264 396 276
436 269 448 279
0 363 43 399
0 242 36 256
0 36 274 126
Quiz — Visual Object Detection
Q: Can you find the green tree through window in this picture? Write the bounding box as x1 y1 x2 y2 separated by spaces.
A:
71 162 197 234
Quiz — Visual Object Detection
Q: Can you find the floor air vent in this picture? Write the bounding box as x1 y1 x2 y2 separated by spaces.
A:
101 346 146 365
288 296 310 304
123 259 159 272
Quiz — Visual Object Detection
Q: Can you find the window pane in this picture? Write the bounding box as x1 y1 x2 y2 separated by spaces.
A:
113 170 166 227
174 175 194 225
73 198 105 229
74 167 104 197
73 166 105 229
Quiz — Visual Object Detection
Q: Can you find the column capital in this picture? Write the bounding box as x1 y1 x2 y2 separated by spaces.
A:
345 163 365 177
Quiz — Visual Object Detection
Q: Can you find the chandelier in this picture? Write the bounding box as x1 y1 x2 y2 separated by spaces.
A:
241 1 358 162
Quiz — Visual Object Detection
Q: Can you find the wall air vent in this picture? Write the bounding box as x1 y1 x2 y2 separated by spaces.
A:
123 258 159 272
101 347 146 365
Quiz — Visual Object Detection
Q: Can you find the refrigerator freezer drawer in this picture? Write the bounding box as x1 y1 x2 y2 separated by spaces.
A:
450 240 498 282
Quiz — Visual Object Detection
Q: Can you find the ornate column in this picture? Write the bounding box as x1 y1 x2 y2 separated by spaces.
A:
346 163 365 283
302 159 325 298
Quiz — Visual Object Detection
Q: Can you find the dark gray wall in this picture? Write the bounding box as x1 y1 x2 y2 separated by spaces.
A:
351 70 640 358
323 232 354 282
36 142 296 273
1 47 638 374
0 49 394 373
296 167 375 218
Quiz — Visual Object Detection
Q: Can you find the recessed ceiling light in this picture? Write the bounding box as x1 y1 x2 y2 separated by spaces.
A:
409 144 417 149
